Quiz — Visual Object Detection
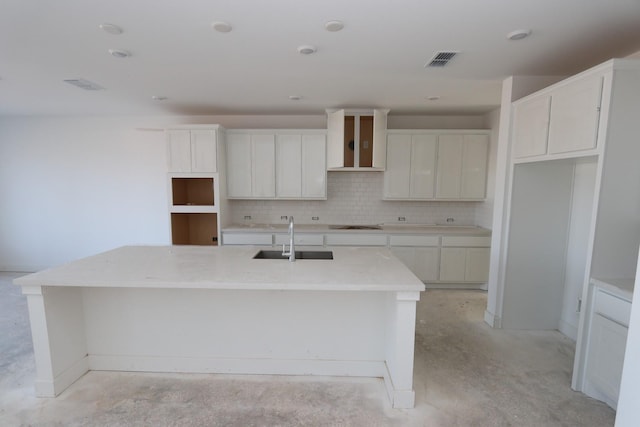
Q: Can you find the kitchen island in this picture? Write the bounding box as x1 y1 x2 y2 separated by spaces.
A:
15 245 425 408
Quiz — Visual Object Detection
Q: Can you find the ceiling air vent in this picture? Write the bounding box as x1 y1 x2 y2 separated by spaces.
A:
425 51 459 67
63 79 104 90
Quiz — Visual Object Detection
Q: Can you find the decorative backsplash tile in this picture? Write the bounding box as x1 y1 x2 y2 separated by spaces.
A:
228 172 488 227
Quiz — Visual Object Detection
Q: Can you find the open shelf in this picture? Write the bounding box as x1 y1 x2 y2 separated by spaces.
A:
171 177 214 206
171 213 218 245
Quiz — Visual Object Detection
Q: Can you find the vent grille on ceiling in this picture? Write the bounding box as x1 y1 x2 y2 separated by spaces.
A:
63 79 104 90
425 51 458 67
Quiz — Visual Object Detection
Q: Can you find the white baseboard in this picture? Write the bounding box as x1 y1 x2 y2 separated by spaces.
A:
558 319 578 341
484 310 502 328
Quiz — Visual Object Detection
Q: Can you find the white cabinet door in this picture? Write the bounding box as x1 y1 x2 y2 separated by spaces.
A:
411 134 437 199
384 134 412 198
252 134 276 198
276 134 302 198
167 130 192 172
190 130 217 172
513 95 551 158
384 133 436 199
460 135 488 199
436 135 463 199
548 75 603 155
436 134 488 199
167 130 217 173
439 248 466 281
464 248 490 282
413 247 440 282
326 109 345 169
586 313 628 406
372 108 389 169
226 133 252 198
301 134 327 198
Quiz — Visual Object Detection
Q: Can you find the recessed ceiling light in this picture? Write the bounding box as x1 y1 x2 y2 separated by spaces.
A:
297 45 317 55
325 20 344 32
151 96 168 101
212 21 233 33
99 23 123 35
426 95 440 101
507 29 531 40
108 49 131 58
289 95 302 101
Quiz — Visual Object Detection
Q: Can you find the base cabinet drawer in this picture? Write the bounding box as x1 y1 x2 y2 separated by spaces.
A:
274 233 324 246
222 233 273 245
325 234 388 246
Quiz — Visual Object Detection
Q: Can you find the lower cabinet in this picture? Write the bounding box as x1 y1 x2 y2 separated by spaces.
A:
390 247 440 282
221 230 491 286
583 286 632 409
439 236 491 283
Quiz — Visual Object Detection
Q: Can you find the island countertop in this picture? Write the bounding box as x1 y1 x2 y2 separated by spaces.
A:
15 245 426 293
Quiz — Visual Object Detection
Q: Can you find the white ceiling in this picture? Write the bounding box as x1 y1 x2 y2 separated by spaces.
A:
2 0 640 117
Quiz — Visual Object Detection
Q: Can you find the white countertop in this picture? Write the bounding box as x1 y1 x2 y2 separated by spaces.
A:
591 277 635 301
223 223 491 236
15 245 426 293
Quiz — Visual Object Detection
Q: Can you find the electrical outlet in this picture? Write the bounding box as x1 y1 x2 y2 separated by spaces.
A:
312 216 319 221
398 216 406 222
446 217 454 223
280 215 288 220
244 215 252 220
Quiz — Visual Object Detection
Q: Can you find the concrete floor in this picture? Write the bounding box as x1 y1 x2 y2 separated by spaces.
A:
1 271 615 426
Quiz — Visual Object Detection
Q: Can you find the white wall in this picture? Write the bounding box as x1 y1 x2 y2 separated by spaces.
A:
0 116 170 271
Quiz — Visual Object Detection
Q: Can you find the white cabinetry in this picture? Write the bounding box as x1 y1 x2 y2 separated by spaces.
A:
436 134 488 200
226 132 275 198
167 128 220 173
276 132 327 199
513 74 604 160
325 233 388 247
512 96 551 158
389 235 439 282
547 75 603 155
326 108 389 170
384 133 437 199
227 130 326 200
439 236 490 283
385 131 488 200
584 284 632 409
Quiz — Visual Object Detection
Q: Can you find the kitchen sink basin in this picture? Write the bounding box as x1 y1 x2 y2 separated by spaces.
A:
253 250 334 260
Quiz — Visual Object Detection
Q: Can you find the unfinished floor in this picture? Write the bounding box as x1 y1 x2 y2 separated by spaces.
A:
0 271 615 426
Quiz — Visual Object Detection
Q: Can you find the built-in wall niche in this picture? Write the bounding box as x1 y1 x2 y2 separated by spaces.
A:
501 156 597 337
171 213 218 245
171 177 214 206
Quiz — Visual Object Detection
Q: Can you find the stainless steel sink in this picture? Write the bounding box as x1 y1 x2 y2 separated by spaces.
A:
253 250 333 260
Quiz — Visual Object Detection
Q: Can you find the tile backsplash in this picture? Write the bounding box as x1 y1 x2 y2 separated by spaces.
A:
228 172 486 226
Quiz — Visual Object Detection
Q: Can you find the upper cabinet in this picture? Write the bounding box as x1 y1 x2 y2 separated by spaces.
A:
513 73 604 161
326 108 389 170
226 130 326 200
167 127 221 173
384 131 489 201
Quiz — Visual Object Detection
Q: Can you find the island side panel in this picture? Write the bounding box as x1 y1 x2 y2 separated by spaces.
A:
384 290 421 409
22 285 89 396
83 288 388 376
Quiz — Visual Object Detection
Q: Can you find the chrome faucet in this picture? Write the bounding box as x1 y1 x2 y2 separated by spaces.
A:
282 216 296 262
